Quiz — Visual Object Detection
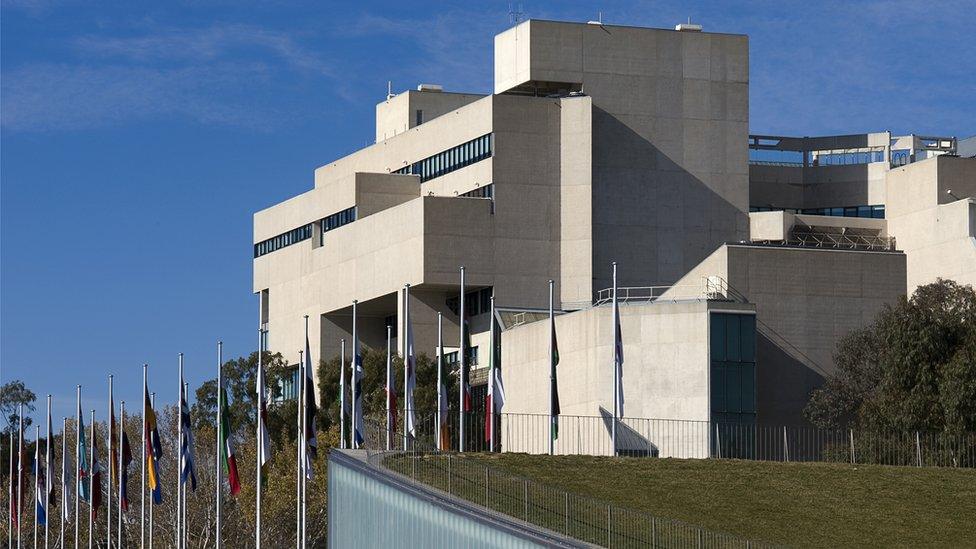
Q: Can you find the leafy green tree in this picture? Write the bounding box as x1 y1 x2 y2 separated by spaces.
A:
805 279 976 435
1 379 36 434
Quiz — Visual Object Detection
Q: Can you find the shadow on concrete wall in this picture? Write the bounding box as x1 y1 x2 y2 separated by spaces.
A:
597 406 658 457
588 107 748 294
756 327 827 427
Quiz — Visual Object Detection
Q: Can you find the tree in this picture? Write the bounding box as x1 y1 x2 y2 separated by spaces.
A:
1 379 36 434
316 346 456 436
805 279 976 435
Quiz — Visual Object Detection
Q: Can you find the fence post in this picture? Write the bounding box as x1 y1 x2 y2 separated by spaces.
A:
484 466 489 507
849 429 855 464
523 480 529 521
783 425 789 463
651 517 656 548
697 528 703 549
412 453 416 478
447 455 452 494
607 504 612 549
916 431 922 467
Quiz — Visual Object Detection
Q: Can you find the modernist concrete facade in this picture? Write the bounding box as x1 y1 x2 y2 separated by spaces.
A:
254 19 973 432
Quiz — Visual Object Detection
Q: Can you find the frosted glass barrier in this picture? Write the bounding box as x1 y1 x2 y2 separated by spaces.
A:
328 453 547 548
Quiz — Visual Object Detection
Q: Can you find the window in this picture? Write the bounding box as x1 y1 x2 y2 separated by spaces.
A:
254 224 313 258
710 313 757 458
384 314 398 339
415 109 423 126
394 134 493 183
275 367 299 402
446 287 493 317
319 206 357 245
458 184 493 199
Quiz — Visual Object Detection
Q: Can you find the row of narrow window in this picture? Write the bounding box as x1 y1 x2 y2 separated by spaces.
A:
320 207 357 245
750 204 885 219
254 224 313 258
395 134 493 183
255 206 358 258
459 184 493 199
446 287 493 318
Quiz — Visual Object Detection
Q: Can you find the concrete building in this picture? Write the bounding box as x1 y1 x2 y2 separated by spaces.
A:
253 19 974 443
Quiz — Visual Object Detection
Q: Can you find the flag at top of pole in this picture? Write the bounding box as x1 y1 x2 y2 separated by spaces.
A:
352 301 365 448
144 385 163 505
485 296 506 448
303 319 318 477
219 378 242 496
78 401 91 503
404 284 417 444
180 380 198 492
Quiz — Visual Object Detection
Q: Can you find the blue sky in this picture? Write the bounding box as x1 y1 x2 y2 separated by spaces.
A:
2 0 975 426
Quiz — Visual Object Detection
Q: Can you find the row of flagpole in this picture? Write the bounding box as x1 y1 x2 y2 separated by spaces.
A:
5 261 627 545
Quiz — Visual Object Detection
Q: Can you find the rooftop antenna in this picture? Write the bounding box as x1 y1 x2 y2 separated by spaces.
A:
587 11 604 25
509 2 523 24
387 80 395 100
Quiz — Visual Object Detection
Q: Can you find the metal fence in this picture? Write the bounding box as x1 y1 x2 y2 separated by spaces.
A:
364 420 779 549
387 411 976 468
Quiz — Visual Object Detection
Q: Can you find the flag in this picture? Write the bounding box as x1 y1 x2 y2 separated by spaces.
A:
144 387 163 504
180 381 197 491
461 317 472 412
256 356 271 474
485 312 506 443
61 431 72 522
386 338 397 442
551 320 560 440
90 424 102 521
119 431 132 511
352 335 365 447
303 334 318 474
613 291 625 418
437 324 450 451
404 304 417 438
35 439 47 526
78 406 90 503
219 380 241 496
46 415 54 506
109 397 119 489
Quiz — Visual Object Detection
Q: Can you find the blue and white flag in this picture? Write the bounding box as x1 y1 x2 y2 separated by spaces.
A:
353 327 365 448
613 286 625 418
35 442 47 526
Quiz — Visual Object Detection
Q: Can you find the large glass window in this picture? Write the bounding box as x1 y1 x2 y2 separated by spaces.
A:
710 313 756 425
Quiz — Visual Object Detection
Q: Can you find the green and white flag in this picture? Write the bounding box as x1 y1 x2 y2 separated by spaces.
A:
550 316 560 441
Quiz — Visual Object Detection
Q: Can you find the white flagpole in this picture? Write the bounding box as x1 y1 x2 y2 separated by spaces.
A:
339 338 346 450
489 295 496 453
34 424 39 549
107 375 113 549
7 430 11 549
256 326 263 549
437 313 444 451
301 315 309 549
88 409 94 549
403 284 410 451
459 266 466 453
45 395 51 549
148 394 155 549
549 279 555 456
386 325 392 451
216 342 223 549
17 404 23 549
351 300 359 449
612 262 618 456
295 347 303 549
75 387 80 549
118 401 124 549
140 364 146 549
177 353 183 549
60 418 66 549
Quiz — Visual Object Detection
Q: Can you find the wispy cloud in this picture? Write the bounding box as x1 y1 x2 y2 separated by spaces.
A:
1 23 334 132
1 62 283 132
74 23 332 76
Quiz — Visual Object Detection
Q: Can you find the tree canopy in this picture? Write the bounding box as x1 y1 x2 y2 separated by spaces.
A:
805 279 976 434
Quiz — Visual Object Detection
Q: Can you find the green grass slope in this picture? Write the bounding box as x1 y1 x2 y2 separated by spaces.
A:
471 454 976 548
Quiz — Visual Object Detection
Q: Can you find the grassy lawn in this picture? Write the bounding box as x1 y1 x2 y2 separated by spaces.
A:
459 454 976 548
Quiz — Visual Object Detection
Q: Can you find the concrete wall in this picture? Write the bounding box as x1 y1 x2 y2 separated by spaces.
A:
501 299 753 456
495 20 751 293
375 90 486 143
886 156 976 293
665 244 906 424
